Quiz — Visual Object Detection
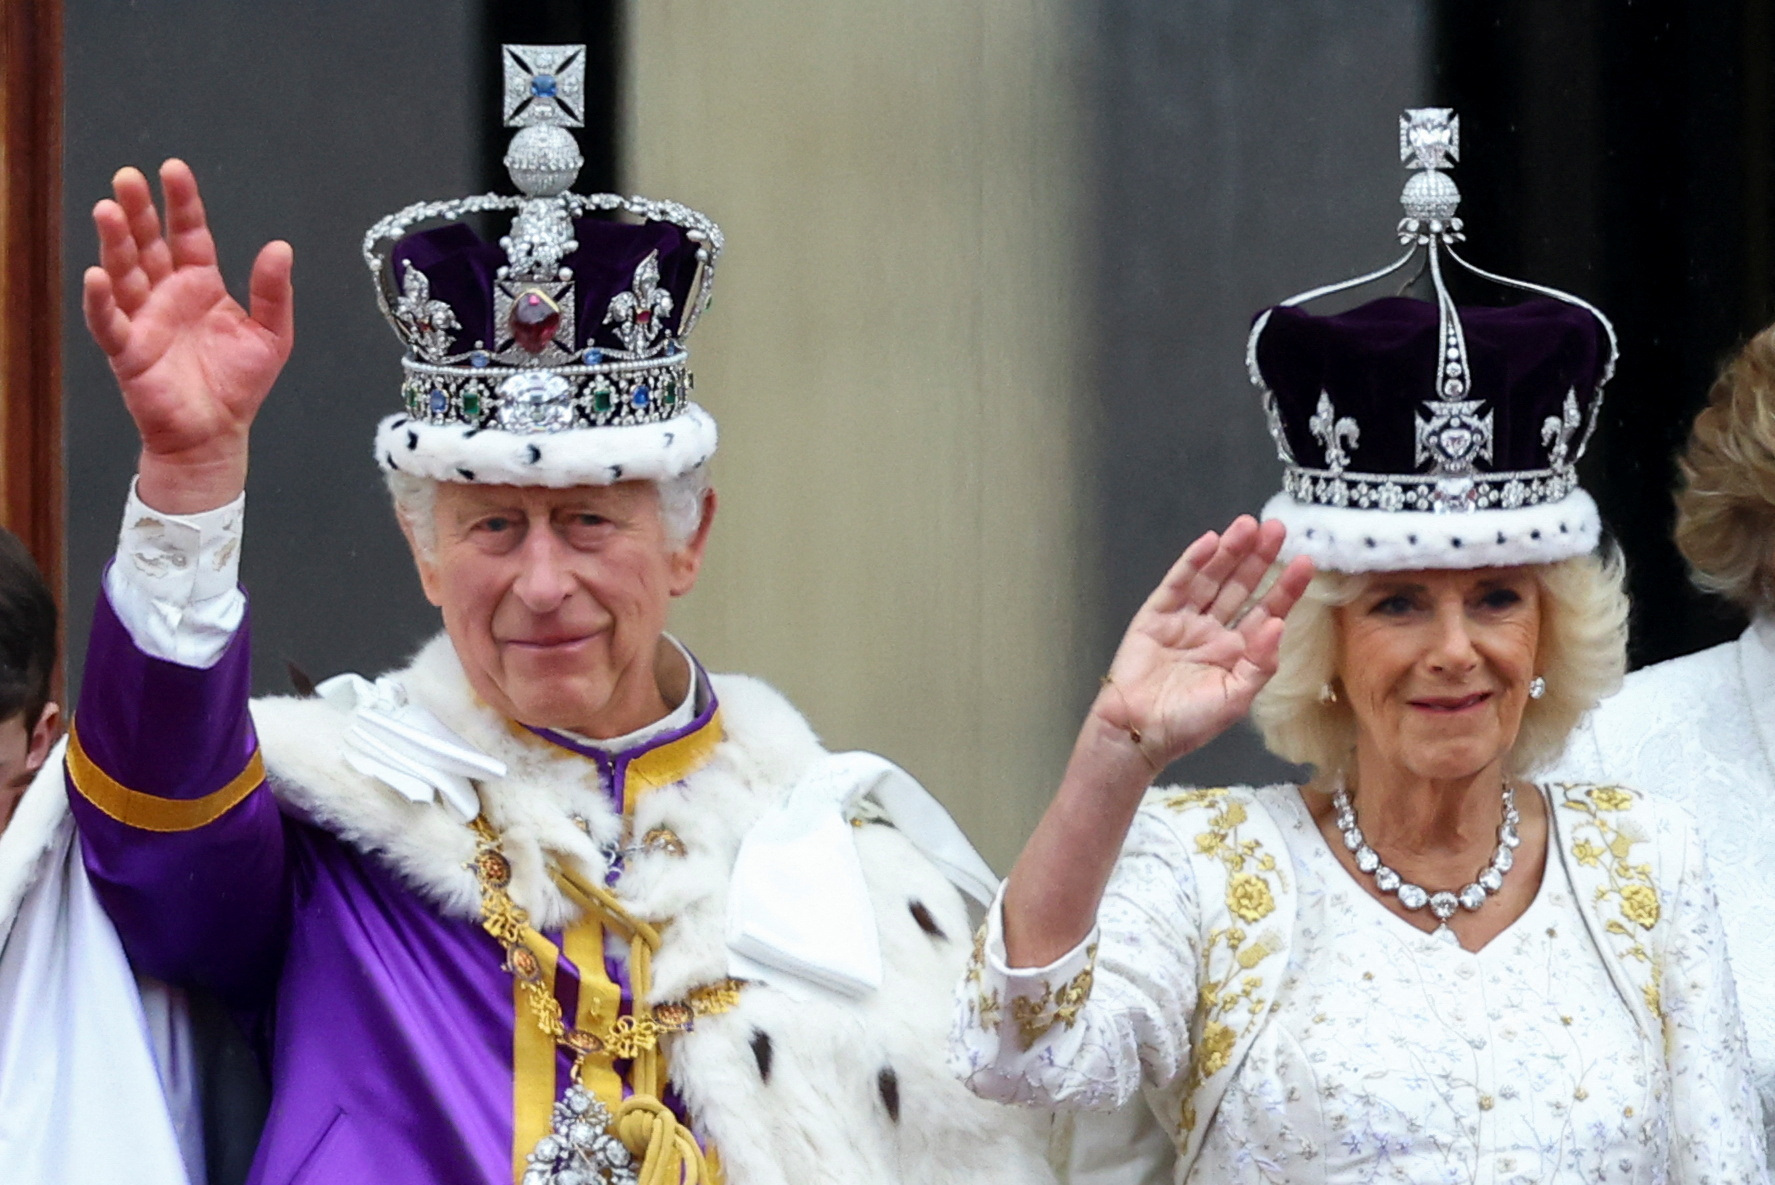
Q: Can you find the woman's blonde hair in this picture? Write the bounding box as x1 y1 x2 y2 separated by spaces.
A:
1250 552 1629 778
1674 323 1775 612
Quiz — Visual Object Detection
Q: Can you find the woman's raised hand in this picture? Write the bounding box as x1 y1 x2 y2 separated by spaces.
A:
82 160 294 514
1095 516 1315 771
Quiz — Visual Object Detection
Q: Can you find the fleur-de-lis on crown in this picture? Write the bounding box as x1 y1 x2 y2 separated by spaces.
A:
1308 390 1360 474
1541 388 1583 470
393 262 462 362
604 251 675 359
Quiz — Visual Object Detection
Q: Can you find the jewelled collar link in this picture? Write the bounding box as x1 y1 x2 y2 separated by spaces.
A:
1332 779 1521 921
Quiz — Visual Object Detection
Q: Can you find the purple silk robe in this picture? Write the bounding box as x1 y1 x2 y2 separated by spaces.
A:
67 589 717 1185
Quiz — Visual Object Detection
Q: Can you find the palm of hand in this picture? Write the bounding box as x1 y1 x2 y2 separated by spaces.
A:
1093 518 1314 769
111 266 283 458
1108 604 1267 760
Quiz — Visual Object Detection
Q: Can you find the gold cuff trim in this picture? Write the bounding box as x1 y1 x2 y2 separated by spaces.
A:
67 721 264 833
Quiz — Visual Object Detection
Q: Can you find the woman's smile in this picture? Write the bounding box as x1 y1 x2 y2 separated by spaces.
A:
1407 691 1493 714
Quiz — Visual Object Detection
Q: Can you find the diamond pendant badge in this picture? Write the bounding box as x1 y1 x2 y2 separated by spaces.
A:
521 1086 637 1185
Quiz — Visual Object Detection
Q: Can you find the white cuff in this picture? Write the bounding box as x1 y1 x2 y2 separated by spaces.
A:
984 885 1100 982
103 480 247 669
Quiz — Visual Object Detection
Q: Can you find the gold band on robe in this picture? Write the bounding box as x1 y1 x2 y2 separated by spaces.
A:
66 721 264 833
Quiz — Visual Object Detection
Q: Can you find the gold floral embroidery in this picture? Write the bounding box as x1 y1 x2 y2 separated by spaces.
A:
1163 787 1286 1134
1011 945 1098 1047
1195 1021 1237 1077
965 924 1003 1030
1559 782 1664 1018
1227 873 1275 922
1619 883 1660 929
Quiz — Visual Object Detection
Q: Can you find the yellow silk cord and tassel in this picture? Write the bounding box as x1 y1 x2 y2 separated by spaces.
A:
556 872 710 1185
474 816 734 1185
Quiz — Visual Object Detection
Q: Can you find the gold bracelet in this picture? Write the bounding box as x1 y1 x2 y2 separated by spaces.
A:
1100 674 1163 774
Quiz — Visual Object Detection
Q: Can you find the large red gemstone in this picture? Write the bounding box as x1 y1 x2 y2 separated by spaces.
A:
509 290 562 354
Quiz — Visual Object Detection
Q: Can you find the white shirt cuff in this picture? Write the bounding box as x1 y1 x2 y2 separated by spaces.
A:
103 479 247 669
984 884 1100 982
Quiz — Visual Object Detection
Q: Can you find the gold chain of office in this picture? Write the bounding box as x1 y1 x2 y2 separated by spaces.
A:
468 815 743 1074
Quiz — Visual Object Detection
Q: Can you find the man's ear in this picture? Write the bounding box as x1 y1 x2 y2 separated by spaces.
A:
25 702 59 776
397 513 446 608
668 487 719 598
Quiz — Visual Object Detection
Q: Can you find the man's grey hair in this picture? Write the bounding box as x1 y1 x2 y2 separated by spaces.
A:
386 462 712 556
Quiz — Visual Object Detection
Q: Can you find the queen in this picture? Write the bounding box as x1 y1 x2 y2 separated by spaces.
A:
951 110 1767 1183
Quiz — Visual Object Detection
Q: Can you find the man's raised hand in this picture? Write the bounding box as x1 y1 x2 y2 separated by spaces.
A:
82 159 293 514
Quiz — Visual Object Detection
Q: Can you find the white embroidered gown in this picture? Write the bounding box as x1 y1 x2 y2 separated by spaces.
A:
951 784 1767 1184
1553 616 1775 1157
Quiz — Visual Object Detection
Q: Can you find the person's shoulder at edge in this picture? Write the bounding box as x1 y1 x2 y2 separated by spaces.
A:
1593 630 1745 726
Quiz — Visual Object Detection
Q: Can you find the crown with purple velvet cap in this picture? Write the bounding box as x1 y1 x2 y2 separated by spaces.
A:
1248 108 1619 572
363 44 721 488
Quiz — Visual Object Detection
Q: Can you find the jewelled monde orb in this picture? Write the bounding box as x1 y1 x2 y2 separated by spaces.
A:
497 372 576 434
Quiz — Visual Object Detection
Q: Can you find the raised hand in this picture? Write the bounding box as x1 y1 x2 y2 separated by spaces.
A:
1001 516 1315 966
82 159 294 514
1094 516 1316 771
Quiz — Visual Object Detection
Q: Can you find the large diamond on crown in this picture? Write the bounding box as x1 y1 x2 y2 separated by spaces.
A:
497 372 576 434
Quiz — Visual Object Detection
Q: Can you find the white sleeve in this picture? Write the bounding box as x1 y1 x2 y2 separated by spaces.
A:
1662 809 1771 1183
949 805 1202 1111
102 480 246 669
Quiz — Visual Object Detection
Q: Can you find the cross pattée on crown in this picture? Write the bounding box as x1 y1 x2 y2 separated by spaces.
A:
502 44 587 129
1400 108 1459 172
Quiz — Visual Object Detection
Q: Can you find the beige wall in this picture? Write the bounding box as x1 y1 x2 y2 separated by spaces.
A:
625 2 1087 869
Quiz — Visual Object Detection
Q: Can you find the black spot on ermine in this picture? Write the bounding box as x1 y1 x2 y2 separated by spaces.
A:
878 1067 900 1123
406 429 419 450
527 444 542 464
751 1029 773 1082
457 468 475 481
909 900 946 940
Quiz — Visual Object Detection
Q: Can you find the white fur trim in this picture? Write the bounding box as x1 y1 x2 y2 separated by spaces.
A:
374 403 717 487
250 636 1053 1184
1262 488 1601 572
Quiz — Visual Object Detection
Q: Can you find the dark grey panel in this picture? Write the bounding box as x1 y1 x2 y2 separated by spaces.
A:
1085 0 1431 786
64 2 476 695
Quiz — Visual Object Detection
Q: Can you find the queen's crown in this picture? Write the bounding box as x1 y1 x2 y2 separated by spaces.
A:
1248 108 1619 517
363 45 721 435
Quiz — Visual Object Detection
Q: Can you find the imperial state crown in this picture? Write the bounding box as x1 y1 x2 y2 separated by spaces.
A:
365 44 721 487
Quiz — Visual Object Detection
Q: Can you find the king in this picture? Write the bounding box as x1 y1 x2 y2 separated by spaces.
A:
70 43 1051 1185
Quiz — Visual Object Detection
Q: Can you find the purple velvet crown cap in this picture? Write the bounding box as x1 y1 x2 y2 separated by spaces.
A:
390 216 701 357
1253 295 1608 477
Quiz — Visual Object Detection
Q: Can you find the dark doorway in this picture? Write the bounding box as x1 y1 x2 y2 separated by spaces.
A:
1435 1 1775 667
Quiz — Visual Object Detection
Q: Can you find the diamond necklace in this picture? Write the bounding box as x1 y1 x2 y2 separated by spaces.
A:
1331 779 1521 921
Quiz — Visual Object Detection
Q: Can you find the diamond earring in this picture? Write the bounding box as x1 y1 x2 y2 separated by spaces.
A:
1318 682 1339 705
1528 675 1546 700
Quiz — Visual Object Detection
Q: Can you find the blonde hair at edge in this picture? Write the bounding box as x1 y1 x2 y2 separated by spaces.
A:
1251 552 1630 780
384 463 712 556
1673 321 1775 613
